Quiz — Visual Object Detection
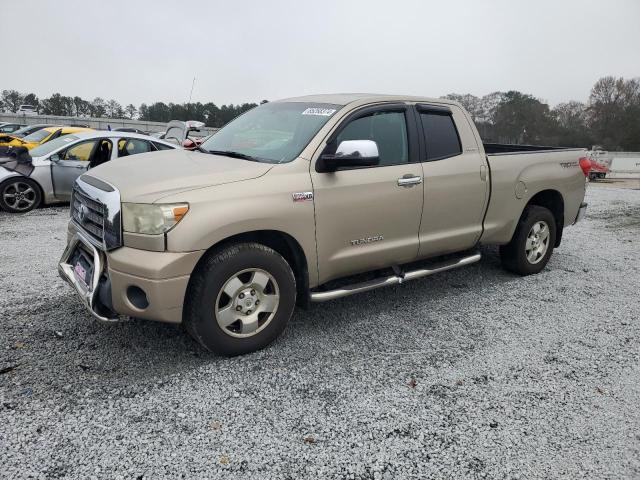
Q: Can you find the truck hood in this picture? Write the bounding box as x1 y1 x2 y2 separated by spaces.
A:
86 149 273 203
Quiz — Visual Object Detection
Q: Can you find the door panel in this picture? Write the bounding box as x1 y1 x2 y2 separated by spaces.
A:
416 105 489 258
51 140 98 200
311 106 423 284
312 164 423 283
419 152 487 256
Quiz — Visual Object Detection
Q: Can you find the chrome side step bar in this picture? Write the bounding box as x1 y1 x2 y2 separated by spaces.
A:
310 252 481 303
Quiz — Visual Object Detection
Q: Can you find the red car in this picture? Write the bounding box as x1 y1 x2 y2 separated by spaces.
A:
163 120 210 150
588 157 609 180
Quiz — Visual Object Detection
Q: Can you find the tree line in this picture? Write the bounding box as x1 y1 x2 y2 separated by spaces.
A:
0 90 264 129
1 76 639 150
444 76 640 151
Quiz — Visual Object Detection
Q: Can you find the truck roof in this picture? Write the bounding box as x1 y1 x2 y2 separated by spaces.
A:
276 93 461 107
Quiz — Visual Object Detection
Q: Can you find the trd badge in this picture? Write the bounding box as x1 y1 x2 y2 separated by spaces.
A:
292 192 313 202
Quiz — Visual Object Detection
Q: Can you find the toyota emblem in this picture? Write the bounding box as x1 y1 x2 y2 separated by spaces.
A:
78 204 87 222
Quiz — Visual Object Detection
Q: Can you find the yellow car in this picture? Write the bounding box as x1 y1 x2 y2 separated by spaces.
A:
0 126 93 150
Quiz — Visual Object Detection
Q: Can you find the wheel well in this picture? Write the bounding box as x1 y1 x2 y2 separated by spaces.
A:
197 230 310 307
526 189 564 247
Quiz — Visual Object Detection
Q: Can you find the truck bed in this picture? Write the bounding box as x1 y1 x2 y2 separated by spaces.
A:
480 144 587 245
483 143 576 155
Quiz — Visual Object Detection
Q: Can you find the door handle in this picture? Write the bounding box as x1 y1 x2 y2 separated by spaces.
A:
397 175 422 187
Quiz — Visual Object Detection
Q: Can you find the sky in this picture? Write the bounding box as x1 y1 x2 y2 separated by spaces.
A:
3 0 639 107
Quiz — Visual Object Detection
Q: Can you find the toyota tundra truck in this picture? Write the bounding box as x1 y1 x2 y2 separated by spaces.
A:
58 94 589 355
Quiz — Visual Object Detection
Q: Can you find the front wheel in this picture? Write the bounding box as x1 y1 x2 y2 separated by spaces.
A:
500 205 556 275
184 242 296 356
0 177 42 213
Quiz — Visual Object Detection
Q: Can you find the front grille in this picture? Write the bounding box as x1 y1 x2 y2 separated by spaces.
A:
71 186 107 244
71 176 122 250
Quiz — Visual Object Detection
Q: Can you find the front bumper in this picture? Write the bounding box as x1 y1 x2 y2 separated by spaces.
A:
574 202 588 224
59 224 204 324
58 232 118 323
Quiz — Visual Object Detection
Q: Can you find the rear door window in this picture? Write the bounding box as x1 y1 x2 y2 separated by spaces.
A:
418 110 462 161
118 138 153 157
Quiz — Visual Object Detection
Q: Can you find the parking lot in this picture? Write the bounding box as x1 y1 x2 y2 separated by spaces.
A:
0 184 638 478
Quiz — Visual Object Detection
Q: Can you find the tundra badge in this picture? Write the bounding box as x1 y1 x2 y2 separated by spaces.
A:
350 235 384 246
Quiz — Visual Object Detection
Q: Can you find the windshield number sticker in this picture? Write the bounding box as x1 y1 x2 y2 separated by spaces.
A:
302 108 336 116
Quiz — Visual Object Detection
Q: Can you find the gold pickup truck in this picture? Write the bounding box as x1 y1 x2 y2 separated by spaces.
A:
59 94 589 355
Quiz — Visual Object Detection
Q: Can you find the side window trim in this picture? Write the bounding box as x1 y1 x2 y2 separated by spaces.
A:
317 103 419 172
417 104 452 115
415 104 462 162
152 141 174 151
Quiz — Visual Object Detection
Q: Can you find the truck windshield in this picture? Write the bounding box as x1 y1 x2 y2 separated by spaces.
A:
200 102 341 163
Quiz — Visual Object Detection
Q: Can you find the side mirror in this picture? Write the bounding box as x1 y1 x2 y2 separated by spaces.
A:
317 140 380 172
49 153 61 163
182 139 196 150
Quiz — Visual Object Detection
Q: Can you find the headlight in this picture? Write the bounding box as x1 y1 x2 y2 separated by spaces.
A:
122 203 189 235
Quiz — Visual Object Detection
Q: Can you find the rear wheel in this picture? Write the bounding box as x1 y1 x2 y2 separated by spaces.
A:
500 205 556 275
0 177 42 213
184 242 296 356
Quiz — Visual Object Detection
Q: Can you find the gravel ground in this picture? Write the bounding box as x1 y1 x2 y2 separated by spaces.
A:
0 186 639 479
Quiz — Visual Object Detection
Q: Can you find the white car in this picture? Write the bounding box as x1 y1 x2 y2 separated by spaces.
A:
0 131 177 213
16 104 37 115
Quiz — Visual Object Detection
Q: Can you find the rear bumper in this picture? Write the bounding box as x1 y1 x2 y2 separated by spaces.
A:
574 202 588 224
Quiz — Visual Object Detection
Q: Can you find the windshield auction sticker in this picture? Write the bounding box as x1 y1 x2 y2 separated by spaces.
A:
302 108 336 116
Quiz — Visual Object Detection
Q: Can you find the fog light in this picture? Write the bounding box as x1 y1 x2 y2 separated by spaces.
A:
126 285 149 310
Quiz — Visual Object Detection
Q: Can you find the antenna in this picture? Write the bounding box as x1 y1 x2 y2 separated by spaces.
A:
188 77 196 105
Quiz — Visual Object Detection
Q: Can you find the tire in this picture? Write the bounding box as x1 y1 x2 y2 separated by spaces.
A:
499 205 556 276
184 242 296 356
0 177 42 213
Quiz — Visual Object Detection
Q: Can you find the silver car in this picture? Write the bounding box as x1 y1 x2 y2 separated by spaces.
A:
0 131 177 213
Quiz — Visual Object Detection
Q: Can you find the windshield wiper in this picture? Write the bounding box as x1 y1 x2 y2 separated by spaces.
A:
204 149 261 162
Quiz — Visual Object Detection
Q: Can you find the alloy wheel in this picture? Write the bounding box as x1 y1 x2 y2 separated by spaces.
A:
2 181 37 212
215 268 280 338
525 221 550 264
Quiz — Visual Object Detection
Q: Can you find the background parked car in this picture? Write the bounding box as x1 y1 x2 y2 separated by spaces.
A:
0 131 178 213
0 126 93 150
0 123 27 134
16 104 37 115
164 120 208 150
0 124 57 142
114 127 147 135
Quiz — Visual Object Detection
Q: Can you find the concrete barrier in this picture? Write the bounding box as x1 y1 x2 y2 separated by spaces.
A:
607 153 640 179
0 113 218 136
